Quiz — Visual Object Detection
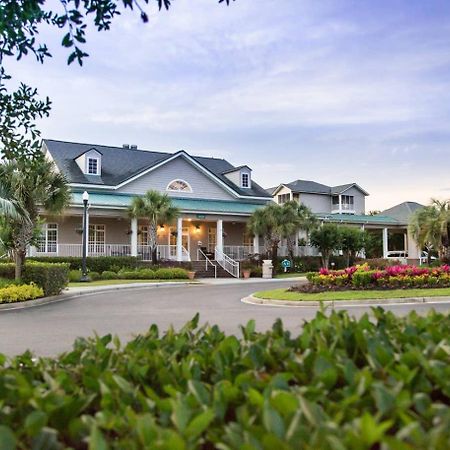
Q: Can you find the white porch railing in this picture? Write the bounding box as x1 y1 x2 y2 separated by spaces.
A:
197 248 217 278
138 245 191 261
215 247 240 278
223 245 253 261
278 245 319 257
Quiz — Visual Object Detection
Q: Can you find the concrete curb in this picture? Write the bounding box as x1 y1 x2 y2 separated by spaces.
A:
242 293 450 308
0 282 197 312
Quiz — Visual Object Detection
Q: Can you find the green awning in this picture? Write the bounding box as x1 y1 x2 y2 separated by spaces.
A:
71 192 268 215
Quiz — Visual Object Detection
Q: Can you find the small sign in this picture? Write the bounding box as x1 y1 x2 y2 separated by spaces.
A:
281 259 291 268
196 214 206 219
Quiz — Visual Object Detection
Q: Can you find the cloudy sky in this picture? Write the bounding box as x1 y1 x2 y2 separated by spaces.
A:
7 0 450 210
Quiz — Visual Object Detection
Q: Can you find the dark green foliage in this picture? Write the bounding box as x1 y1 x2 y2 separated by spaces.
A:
29 256 139 272
0 261 69 295
0 310 449 448
101 270 119 280
277 256 347 273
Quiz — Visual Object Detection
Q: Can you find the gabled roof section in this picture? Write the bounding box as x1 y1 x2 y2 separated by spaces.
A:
43 139 271 199
270 179 369 196
331 183 370 196
222 165 252 174
76 147 103 157
379 201 424 223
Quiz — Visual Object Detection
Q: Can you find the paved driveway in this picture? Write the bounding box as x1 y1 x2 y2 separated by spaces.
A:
1 281 450 357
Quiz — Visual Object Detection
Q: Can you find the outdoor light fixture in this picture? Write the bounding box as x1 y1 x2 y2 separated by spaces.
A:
195 225 201 232
80 191 89 282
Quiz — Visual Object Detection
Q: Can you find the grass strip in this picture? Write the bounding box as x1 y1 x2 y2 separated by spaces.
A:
253 287 450 301
69 279 194 287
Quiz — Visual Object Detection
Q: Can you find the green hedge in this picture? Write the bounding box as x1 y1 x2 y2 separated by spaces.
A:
0 310 449 448
277 255 347 273
28 256 139 273
0 262 69 296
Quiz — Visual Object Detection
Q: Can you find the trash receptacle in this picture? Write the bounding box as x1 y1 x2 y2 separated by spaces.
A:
262 259 273 279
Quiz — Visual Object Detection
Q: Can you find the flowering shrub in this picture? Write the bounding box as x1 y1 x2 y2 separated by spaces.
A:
306 264 450 290
0 283 44 303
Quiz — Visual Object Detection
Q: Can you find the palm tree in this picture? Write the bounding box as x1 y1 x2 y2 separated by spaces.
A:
247 203 285 270
278 201 317 262
129 190 179 264
0 184 20 220
0 158 71 279
409 199 450 263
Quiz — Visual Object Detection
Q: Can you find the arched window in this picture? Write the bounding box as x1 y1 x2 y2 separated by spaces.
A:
167 179 193 193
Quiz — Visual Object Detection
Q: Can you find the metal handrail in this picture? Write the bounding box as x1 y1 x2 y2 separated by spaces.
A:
197 248 217 278
215 247 240 278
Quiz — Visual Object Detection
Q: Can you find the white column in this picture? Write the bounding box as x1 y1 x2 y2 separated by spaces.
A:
131 217 138 257
253 234 260 254
361 224 366 259
382 227 389 258
176 217 183 262
216 219 224 254
403 233 408 253
339 194 342 214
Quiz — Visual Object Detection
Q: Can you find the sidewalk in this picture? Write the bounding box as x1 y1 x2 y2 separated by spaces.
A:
198 277 306 285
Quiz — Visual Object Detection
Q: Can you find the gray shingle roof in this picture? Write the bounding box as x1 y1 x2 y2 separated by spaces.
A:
44 139 270 198
379 201 424 223
272 180 369 196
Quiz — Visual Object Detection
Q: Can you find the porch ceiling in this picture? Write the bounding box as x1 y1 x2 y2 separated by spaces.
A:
318 213 402 226
71 192 267 215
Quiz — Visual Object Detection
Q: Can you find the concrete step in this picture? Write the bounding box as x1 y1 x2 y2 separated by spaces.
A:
191 260 235 278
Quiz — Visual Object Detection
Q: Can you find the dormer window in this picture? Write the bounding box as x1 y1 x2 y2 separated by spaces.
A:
241 172 250 188
167 179 193 193
87 157 99 175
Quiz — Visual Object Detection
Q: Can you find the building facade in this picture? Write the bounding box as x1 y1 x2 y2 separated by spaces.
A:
36 140 272 267
269 179 422 262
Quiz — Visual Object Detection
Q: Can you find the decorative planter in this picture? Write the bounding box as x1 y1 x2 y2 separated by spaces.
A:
187 271 196 280
242 270 251 279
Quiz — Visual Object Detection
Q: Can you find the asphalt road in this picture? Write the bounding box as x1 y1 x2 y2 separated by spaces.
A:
1 281 450 357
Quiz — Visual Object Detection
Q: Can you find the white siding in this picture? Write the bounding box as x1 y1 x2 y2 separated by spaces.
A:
340 186 366 214
118 157 236 200
299 193 331 213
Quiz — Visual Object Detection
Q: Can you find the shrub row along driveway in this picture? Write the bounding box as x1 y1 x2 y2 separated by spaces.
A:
1 281 450 356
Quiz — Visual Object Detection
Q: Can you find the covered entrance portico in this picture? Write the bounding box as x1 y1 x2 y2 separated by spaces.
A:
32 193 265 265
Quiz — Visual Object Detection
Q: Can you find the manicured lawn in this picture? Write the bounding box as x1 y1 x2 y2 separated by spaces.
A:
254 287 450 301
274 272 307 279
69 279 195 287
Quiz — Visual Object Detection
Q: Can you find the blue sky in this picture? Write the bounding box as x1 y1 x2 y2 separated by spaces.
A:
8 0 450 209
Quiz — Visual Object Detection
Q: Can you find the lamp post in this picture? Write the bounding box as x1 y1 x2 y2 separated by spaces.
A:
80 191 89 282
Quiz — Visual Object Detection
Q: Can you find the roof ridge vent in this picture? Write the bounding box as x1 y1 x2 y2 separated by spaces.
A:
122 144 130 149
130 144 138 150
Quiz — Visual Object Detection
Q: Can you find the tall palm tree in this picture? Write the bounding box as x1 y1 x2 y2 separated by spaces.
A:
129 190 179 264
409 199 450 263
0 158 71 279
0 184 20 219
274 201 318 262
248 203 283 267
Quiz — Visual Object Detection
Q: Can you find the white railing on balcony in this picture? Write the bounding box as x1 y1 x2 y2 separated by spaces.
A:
32 244 132 257
215 247 240 278
223 245 253 261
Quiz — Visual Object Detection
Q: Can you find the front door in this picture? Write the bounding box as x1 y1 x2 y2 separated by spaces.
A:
168 227 190 258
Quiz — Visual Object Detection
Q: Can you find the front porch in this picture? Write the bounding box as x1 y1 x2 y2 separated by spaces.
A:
31 214 259 263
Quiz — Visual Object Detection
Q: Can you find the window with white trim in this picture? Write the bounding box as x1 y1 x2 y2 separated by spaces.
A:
208 227 217 253
87 157 99 175
89 224 105 252
241 172 250 188
167 179 192 193
36 223 58 253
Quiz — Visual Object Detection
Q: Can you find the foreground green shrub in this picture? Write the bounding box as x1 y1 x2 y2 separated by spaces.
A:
0 310 450 448
0 283 44 303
